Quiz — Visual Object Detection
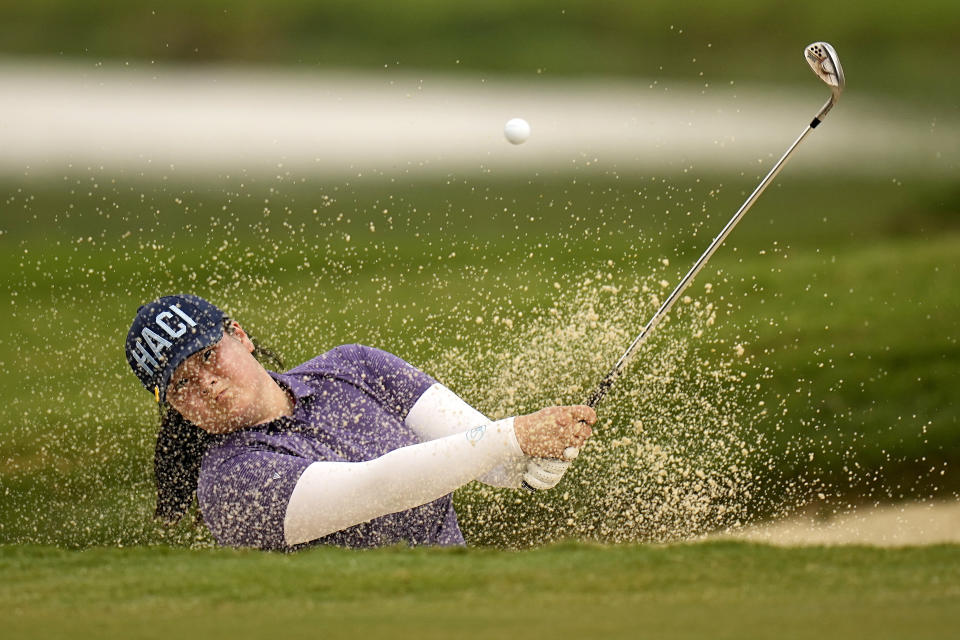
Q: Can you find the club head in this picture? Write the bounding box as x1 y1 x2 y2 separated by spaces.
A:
804 42 844 122
805 42 845 94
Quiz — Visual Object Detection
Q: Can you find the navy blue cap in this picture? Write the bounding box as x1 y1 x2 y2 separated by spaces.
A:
126 295 228 403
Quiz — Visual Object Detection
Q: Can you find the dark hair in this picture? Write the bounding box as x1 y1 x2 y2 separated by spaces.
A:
153 318 284 524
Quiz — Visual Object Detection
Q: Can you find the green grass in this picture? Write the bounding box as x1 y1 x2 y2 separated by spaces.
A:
1 169 957 546
2 542 959 639
1 0 957 105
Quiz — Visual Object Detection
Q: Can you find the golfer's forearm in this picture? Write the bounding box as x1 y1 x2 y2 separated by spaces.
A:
405 383 526 488
283 418 520 545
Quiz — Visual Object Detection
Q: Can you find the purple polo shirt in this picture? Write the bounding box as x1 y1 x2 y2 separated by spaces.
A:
196 344 465 550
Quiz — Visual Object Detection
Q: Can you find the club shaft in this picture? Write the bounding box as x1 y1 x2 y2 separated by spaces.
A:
585 123 816 409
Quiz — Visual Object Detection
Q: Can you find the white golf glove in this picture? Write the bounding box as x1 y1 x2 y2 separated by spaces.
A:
521 447 580 491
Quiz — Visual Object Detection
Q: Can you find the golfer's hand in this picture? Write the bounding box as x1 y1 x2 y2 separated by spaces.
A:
521 457 572 491
514 405 596 459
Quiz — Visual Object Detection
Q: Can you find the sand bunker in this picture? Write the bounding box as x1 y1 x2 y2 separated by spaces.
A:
717 499 960 547
1 60 954 177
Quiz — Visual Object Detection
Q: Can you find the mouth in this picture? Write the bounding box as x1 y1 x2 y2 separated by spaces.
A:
215 388 230 402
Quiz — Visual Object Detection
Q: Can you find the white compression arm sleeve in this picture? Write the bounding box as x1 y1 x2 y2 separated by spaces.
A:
404 383 526 488
283 418 521 546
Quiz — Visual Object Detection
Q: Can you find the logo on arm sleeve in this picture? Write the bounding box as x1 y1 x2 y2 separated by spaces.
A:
465 424 487 444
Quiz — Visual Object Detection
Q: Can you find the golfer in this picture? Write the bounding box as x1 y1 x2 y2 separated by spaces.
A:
126 294 595 550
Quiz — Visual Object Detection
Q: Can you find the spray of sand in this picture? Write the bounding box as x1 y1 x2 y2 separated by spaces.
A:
425 265 774 547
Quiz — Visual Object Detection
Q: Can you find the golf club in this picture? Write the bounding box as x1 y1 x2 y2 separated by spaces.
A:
521 42 844 492
585 41 844 410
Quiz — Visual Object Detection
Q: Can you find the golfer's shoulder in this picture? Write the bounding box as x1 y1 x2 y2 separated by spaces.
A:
202 430 279 462
295 344 405 372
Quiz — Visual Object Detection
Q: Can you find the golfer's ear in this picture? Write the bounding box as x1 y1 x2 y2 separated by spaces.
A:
227 321 255 353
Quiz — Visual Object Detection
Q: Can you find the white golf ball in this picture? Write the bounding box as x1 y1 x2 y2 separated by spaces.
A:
504 118 531 144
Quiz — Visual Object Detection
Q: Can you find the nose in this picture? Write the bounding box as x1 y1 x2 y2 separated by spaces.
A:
196 368 219 394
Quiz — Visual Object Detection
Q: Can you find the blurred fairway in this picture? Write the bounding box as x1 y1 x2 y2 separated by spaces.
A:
1 168 957 546
1 0 958 106
2 542 959 640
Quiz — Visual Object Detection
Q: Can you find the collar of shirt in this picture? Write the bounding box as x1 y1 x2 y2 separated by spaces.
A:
268 370 316 407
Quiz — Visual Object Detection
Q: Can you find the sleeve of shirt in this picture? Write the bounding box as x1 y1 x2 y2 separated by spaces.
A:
404 383 527 488
338 344 438 419
197 446 311 550
283 418 520 546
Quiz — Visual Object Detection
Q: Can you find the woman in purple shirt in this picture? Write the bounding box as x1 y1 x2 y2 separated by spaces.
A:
126 294 595 550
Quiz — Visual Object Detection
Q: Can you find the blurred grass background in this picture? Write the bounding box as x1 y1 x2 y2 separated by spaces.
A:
1 0 958 104
2 170 957 546
1 0 958 548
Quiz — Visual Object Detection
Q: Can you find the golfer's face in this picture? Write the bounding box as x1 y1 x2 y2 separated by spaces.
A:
166 333 265 433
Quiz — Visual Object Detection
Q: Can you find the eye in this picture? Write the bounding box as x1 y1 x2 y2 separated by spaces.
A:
201 347 215 362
